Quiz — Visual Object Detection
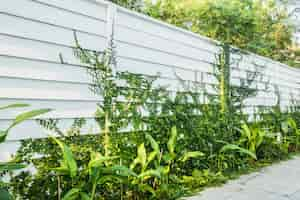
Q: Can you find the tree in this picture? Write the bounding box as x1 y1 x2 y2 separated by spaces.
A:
145 0 295 66
109 0 143 11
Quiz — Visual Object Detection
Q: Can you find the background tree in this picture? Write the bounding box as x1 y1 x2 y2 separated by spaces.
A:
109 0 143 11
144 0 296 67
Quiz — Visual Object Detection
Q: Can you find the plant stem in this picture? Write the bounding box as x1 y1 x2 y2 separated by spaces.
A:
220 44 231 114
91 183 97 200
57 176 61 200
120 159 123 200
104 112 111 158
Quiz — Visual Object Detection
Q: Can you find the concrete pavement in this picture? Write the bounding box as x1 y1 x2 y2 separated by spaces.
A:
187 156 300 200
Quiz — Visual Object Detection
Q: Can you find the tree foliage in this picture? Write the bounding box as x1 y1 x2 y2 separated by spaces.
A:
109 0 143 11
145 0 295 66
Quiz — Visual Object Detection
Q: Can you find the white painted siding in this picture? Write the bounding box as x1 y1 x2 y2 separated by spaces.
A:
0 0 300 150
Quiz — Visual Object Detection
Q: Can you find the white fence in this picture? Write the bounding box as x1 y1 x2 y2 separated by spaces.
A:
1 0 300 154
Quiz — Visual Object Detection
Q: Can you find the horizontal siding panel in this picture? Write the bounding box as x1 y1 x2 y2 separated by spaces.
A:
0 77 206 104
1 0 106 35
118 57 196 79
118 55 214 75
236 59 259 72
117 57 214 82
0 141 20 162
0 34 106 65
0 13 106 51
0 55 207 88
116 9 220 54
0 78 97 101
0 99 98 119
117 41 214 73
34 0 108 21
115 25 216 65
0 56 91 84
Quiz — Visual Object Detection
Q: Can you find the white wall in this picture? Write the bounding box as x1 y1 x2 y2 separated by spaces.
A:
1 0 300 157
287 0 300 44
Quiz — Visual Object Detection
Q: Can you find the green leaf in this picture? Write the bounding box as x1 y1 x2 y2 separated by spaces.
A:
0 104 29 111
0 187 13 200
137 144 147 167
221 144 257 160
0 162 26 172
130 143 147 170
256 129 265 148
287 117 298 131
51 165 70 175
80 192 91 200
167 126 177 154
89 166 101 185
8 108 52 130
281 121 289 134
0 130 8 143
241 123 251 140
147 151 157 164
108 165 137 177
98 175 124 184
50 136 78 178
162 153 175 163
138 184 156 196
145 134 160 164
145 133 160 154
138 169 161 180
179 151 205 162
62 188 81 200
157 165 170 175
88 152 118 169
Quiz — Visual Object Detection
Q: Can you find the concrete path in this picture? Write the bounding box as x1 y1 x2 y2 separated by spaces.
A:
187 156 300 200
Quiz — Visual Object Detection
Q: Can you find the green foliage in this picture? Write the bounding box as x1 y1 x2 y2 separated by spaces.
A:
220 144 257 160
238 122 266 156
10 135 105 199
281 117 300 151
50 136 78 178
145 0 296 67
0 163 26 172
0 104 30 111
0 104 51 199
109 0 143 11
38 118 87 137
8 109 51 132
191 0 257 45
50 137 135 200
179 152 205 163
181 169 226 191
129 126 203 199
0 188 13 200
0 105 51 143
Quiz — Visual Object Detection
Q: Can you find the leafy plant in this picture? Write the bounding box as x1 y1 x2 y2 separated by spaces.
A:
220 143 257 160
50 136 136 200
129 126 204 199
38 118 87 137
0 104 51 199
238 122 266 157
281 117 300 151
0 104 51 143
181 169 226 191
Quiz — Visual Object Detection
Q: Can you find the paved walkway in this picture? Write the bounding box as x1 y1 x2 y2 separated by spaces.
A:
187 156 300 200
